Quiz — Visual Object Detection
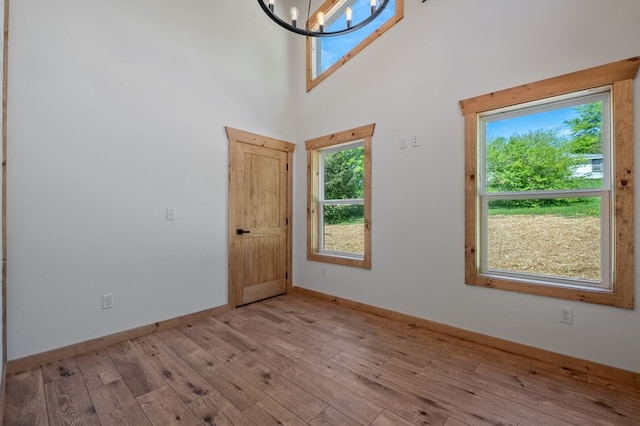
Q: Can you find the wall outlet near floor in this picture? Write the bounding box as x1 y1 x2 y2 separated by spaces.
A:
321 266 327 277
102 294 114 310
559 306 573 324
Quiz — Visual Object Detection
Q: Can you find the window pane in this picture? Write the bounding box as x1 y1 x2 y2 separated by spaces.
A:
323 204 364 255
315 0 396 75
323 145 364 200
486 198 601 282
485 100 604 193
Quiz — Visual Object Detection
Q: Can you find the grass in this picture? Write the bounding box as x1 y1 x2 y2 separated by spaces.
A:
326 217 364 225
488 178 602 217
489 199 600 217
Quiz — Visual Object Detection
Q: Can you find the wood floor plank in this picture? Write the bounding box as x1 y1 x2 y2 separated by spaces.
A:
588 374 640 396
288 320 391 365
279 362 384 425
306 318 434 368
105 340 167 398
247 314 344 359
444 418 471 426
308 406 362 426
89 379 152 425
188 390 257 426
245 344 303 373
384 353 573 426
371 409 415 426
476 361 640 422
132 334 215 404
177 319 230 351
275 315 391 366
310 308 487 372
201 317 260 352
241 304 289 324
41 356 81 384
219 311 302 355
528 366 640 421
137 385 201 425
3 369 49 426
156 327 268 411
260 295 338 321
286 348 448 425
531 364 640 405
44 372 100 425
243 397 307 426
423 358 616 426
318 301 522 369
185 393 234 426
76 348 122 390
222 348 328 422
4 294 640 425
334 350 517 426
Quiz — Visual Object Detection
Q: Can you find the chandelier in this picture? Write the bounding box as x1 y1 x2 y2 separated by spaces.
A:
258 0 390 37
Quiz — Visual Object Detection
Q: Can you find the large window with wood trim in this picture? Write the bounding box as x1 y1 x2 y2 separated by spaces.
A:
306 124 373 269
459 57 639 308
306 0 403 91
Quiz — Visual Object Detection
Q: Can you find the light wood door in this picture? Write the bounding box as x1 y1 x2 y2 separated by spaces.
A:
226 127 294 307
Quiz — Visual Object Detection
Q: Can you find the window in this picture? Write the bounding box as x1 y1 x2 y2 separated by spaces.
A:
459 57 639 308
591 157 603 173
306 124 373 268
306 0 403 91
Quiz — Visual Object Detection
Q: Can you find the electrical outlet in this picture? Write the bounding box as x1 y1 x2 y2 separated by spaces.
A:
411 135 420 147
399 137 409 150
166 207 176 221
102 294 114 310
559 306 573 324
321 266 327 277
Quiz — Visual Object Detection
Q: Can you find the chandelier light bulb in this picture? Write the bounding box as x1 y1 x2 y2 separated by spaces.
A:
258 0 389 37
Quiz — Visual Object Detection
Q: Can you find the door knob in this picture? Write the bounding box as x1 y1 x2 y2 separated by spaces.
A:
236 229 251 235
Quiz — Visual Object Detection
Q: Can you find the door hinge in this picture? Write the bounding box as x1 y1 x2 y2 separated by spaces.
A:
286 272 288 279
286 163 289 171
285 218 288 225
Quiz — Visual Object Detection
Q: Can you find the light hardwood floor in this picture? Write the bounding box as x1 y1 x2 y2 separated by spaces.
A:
4 294 640 425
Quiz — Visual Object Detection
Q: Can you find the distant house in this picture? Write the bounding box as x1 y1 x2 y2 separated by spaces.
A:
572 153 603 179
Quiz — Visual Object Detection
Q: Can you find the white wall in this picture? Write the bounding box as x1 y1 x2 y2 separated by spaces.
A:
292 0 640 372
7 0 640 374
6 0 294 359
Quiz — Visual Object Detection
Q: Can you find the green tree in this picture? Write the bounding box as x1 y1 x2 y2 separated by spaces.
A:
487 129 582 206
565 101 602 154
323 146 365 224
324 146 364 199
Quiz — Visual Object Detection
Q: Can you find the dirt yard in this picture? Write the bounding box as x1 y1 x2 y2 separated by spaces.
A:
324 224 366 255
326 215 600 280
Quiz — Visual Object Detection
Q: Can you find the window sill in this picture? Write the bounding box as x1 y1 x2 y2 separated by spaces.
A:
309 252 371 269
466 273 631 309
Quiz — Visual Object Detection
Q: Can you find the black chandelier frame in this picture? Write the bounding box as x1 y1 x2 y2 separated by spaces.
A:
257 0 390 37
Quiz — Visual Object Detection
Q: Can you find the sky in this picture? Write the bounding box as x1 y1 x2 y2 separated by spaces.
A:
486 106 578 140
318 0 395 73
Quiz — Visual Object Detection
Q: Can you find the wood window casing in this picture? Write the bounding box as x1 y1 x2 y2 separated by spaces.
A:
305 0 403 92
459 57 640 309
306 124 373 269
